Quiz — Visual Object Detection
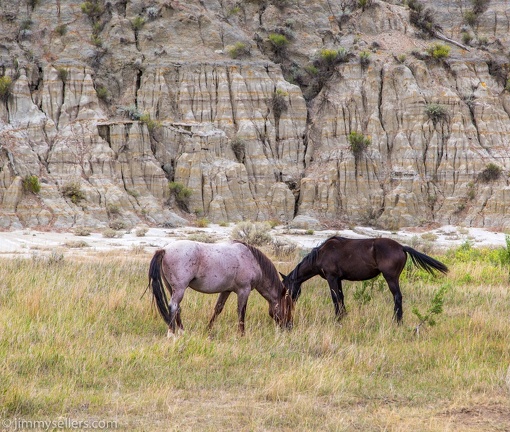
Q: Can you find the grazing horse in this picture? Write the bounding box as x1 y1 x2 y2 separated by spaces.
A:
148 240 293 336
281 236 448 323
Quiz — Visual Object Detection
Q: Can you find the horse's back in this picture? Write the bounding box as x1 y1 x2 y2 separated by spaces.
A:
320 236 406 278
161 240 258 293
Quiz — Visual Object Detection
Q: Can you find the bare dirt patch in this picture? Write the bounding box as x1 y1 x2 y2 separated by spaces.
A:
439 403 510 431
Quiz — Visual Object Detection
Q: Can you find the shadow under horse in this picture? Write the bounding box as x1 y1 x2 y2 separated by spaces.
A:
281 236 448 323
148 239 293 336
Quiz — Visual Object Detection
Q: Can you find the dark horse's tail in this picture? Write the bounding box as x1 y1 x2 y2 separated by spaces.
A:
403 246 449 275
148 249 172 325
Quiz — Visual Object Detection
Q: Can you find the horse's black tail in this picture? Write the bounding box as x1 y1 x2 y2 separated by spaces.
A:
403 246 449 275
148 249 172 326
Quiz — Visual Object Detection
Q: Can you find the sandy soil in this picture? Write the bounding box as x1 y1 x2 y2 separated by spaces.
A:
0 224 506 259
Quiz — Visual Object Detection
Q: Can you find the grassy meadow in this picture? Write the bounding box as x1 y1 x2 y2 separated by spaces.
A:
1 241 510 431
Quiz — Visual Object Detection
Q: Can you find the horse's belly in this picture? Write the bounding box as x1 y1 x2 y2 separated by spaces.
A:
344 269 380 281
189 275 236 294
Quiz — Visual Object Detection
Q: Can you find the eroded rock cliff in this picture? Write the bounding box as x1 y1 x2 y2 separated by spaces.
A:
0 0 509 230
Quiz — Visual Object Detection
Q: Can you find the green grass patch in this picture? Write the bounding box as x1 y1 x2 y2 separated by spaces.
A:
0 245 509 430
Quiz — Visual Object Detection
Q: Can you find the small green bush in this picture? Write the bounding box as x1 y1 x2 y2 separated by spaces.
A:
478 163 502 183
227 42 250 59
227 6 241 16
0 76 12 100
109 220 127 230
305 64 319 76
168 181 192 211
107 203 121 217
132 16 145 31
268 33 289 51
195 218 210 228
81 1 103 20
463 10 477 26
319 49 340 64
477 36 488 47
57 67 68 83
22 175 41 194
139 113 160 132
353 280 373 306
408 1 440 36
55 24 67 36
91 35 102 47
412 283 450 335
61 182 86 204
64 240 89 248
74 227 91 236
348 131 371 158
426 43 450 60
357 0 373 12
96 85 108 101
272 89 288 119
230 221 272 246
424 103 449 124
102 228 121 238
92 22 102 36
20 19 33 31
467 182 476 200
472 0 491 15
461 32 473 45
359 50 371 68
135 227 148 237
396 54 407 63
120 105 141 120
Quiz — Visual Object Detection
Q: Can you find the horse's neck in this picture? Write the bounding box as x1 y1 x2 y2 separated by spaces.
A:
295 261 320 283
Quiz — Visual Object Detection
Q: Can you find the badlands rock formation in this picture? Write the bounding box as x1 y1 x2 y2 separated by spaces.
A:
0 0 509 230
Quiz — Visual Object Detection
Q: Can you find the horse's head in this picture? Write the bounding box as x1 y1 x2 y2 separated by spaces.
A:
280 271 301 303
279 284 294 330
268 280 294 330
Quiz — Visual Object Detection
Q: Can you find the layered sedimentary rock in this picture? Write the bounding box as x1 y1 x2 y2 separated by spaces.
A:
0 0 509 229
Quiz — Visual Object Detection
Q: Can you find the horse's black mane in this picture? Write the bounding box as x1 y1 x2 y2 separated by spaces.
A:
291 236 347 279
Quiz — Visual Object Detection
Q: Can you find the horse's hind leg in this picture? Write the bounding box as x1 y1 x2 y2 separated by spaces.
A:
327 276 346 320
383 275 403 323
208 291 231 330
167 288 186 337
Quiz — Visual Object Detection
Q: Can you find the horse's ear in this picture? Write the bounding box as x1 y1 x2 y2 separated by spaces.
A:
279 272 287 280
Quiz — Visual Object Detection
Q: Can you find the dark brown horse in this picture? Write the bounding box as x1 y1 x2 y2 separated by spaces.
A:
148 240 293 336
281 236 448 322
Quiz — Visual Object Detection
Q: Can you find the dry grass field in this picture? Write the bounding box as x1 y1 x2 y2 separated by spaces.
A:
1 242 509 431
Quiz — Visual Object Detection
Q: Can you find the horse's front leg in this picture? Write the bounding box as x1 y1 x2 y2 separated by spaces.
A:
236 289 250 336
326 276 346 320
208 291 231 330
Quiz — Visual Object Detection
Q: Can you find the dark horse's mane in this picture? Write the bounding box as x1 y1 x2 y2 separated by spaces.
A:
292 237 341 277
233 240 285 294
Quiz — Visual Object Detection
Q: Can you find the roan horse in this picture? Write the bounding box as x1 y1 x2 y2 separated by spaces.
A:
148 240 293 336
281 236 448 323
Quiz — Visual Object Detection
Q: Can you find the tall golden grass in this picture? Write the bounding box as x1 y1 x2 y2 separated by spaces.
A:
1 244 509 431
